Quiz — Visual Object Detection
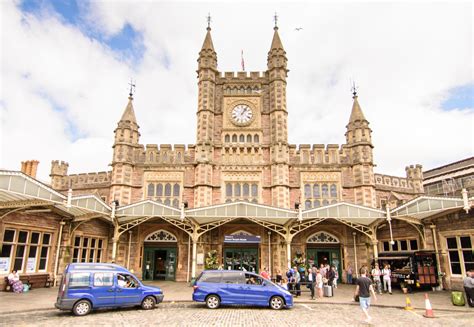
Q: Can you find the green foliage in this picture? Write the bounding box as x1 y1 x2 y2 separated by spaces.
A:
205 250 219 270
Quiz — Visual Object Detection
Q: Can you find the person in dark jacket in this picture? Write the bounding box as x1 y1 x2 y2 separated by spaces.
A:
327 266 336 288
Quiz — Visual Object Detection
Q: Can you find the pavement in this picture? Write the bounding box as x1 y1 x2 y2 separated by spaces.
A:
0 282 472 315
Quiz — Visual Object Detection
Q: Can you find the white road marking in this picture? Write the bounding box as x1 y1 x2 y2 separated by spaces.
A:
300 304 314 311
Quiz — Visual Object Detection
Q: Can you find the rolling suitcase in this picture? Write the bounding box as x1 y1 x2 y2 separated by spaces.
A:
323 285 333 297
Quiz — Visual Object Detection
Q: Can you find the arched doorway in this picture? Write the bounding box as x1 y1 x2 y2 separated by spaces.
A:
143 230 177 281
306 231 342 281
223 230 260 273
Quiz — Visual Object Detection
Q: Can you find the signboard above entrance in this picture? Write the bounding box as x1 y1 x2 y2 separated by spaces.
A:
224 235 261 244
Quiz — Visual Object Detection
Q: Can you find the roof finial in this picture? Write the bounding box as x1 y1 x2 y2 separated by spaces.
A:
273 12 278 29
351 80 358 98
207 12 211 30
128 79 136 99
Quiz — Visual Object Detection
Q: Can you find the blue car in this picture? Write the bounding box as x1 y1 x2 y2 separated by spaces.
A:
55 263 164 316
192 270 293 310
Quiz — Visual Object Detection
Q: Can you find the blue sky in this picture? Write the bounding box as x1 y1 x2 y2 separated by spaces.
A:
20 0 145 63
2 1 473 180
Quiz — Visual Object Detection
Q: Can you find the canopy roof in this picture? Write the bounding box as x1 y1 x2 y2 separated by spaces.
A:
0 170 471 229
0 171 112 221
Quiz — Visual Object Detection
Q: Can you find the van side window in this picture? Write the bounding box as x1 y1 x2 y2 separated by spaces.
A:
245 273 263 285
94 272 113 287
199 272 222 283
221 272 244 284
69 272 90 288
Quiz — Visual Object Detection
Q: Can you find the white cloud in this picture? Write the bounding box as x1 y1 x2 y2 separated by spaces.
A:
1 1 472 183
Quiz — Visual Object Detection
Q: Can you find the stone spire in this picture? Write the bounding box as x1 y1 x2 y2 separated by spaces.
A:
345 91 371 144
348 93 366 123
198 25 217 70
120 95 138 125
267 26 287 70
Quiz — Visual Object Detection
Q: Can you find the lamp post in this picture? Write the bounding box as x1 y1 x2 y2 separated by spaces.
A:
353 232 358 277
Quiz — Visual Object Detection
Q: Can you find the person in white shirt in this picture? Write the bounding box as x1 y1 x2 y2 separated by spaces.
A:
382 264 392 294
371 263 382 294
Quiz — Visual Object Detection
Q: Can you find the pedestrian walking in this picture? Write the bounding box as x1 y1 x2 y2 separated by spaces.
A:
355 267 377 323
346 264 353 284
371 263 382 294
328 266 336 287
316 269 323 298
286 268 294 294
382 264 392 294
293 266 301 297
308 267 316 300
464 269 474 307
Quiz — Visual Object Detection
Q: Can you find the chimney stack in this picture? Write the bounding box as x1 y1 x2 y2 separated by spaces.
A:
21 160 40 179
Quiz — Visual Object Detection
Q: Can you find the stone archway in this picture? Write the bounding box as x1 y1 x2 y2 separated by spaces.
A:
143 229 178 281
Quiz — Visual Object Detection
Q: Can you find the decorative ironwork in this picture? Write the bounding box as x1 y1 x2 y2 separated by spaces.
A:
145 229 177 242
231 230 252 235
307 231 340 244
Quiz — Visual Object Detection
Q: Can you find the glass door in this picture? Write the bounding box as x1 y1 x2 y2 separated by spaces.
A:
224 248 259 273
306 248 341 282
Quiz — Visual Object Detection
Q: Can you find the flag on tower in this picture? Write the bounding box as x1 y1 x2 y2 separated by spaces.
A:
241 50 245 71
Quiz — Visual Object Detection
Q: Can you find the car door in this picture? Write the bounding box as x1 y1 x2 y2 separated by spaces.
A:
92 272 115 307
222 271 246 304
115 274 142 305
244 273 270 306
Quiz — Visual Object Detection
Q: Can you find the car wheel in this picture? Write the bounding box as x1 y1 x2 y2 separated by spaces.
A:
206 294 220 309
141 296 156 310
270 296 284 310
73 299 92 316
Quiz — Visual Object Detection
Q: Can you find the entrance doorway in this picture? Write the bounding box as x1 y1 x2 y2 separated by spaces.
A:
143 247 177 281
306 231 342 282
224 247 259 273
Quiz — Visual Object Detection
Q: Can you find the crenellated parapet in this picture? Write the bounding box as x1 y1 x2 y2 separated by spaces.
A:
289 144 349 165
221 146 265 165
53 171 112 191
375 164 424 194
136 144 195 165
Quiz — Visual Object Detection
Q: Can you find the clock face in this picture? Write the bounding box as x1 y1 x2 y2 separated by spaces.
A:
231 104 253 125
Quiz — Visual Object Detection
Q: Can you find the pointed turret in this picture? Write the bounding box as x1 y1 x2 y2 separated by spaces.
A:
198 26 217 70
345 90 372 145
120 95 138 125
267 26 288 71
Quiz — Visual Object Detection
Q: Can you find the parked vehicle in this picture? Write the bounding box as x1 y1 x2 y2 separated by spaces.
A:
55 263 164 316
376 251 439 292
192 270 293 310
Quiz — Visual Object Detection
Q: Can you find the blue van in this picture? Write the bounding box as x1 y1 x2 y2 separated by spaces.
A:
55 263 164 316
192 270 293 310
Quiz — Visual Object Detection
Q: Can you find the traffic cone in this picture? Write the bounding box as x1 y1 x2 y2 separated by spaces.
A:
404 296 413 310
423 293 435 318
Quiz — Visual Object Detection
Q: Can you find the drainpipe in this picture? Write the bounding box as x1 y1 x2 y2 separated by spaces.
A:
353 232 358 277
430 224 443 289
127 231 132 269
53 221 66 286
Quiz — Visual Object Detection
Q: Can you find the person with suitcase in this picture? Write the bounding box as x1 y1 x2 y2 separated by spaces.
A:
355 267 377 323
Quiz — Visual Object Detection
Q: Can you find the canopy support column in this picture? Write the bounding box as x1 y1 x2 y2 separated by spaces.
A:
111 225 120 263
430 224 443 289
53 221 66 286
372 240 379 263
191 233 199 279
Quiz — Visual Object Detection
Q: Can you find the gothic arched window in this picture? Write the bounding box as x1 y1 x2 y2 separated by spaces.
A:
232 134 237 142
234 184 241 197
313 184 320 198
330 184 337 198
173 184 180 196
164 198 171 206
307 231 339 244
254 134 259 143
145 230 177 242
322 199 329 206
239 134 245 142
156 184 163 196
243 183 249 196
304 184 311 198
251 184 258 197
305 200 312 209
322 184 329 197
225 134 230 143
226 183 232 197
247 134 252 143
147 183 155 197
165 183 171 196
314 200 320 208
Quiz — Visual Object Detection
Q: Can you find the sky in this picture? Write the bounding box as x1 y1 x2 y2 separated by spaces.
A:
0 0 473 183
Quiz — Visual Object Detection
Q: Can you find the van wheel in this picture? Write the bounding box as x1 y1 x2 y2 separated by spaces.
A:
206 294 220 309
73 300 92 316
270 296 284 310
141 296 156 310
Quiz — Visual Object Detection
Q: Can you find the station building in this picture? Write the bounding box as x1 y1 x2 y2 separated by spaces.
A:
0 24 472 290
